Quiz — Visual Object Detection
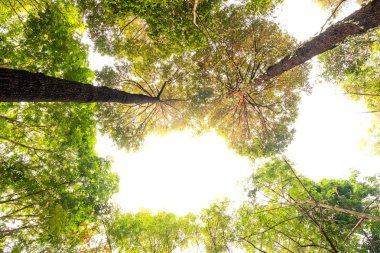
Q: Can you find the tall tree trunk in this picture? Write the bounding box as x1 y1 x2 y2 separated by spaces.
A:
256 0 380 83
0 68 159 104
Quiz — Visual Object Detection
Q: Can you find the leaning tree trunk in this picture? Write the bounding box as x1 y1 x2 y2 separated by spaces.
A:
0 68 159 104
303 201 380 222
256 0 380 83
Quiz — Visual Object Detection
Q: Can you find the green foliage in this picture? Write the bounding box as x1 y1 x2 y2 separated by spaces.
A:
3 0 304 157
0 1 119 251
198 200 237 252
0 102 119 252
242 0 284 14
81 0 221 60
105 0 218 50
3 0 379 251
93 5 309 156
241 158 380 252
167 161 379 252
85 164 380 253
95 57 199 150
105 209 196 252
0 0 93 83
0 0 36 24
80 0 284 62
192 7 310 156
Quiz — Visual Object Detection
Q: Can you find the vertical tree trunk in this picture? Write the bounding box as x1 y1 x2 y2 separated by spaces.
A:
256 0 380 83
0 68 159 104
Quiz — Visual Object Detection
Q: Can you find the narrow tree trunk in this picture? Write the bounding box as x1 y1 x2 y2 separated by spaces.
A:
257 0 380 83
304 201 380 221
0 68 159 104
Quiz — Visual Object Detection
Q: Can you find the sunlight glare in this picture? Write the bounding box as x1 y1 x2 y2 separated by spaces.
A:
286 77 380 180
96 131 253 215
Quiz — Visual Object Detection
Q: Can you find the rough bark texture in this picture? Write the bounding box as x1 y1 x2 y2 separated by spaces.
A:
257 0 380 83
0 68 159 104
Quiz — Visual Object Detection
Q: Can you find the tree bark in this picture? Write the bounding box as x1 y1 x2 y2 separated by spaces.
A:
0 68 159 104
256 0 380 83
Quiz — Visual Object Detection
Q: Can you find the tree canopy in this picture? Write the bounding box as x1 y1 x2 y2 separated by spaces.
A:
1 0 380 251
240 159 380 252
80 0 284 60
103 209 196 252
93 6 310 154
76 160 380 252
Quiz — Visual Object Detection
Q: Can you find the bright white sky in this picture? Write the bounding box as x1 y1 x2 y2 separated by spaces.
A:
93 0 380 215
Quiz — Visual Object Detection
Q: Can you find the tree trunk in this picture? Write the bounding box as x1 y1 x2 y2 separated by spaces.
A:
256 0 380 83
0 68 159 104
304 201 380 221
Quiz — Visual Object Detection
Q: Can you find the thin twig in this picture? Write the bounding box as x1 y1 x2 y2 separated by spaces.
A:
320 0 348 32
